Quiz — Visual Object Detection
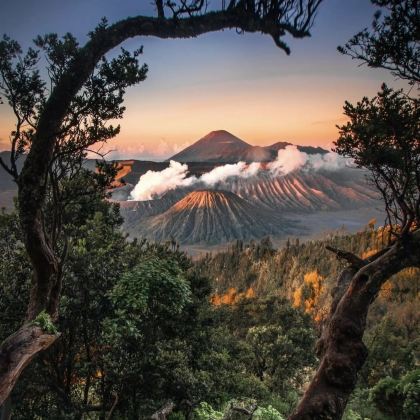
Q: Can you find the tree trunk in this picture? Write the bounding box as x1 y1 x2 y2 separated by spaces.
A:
0 325 58 405
289 230 420 419
0 397 11 420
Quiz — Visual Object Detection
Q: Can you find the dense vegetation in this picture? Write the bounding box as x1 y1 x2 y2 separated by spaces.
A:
0 194 318 418
1 192 418 419
196 231 420 420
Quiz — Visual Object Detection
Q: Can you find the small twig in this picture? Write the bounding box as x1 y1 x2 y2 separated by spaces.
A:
105 392 119 420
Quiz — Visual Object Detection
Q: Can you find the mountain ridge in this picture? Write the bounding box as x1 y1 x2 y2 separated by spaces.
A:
169 130 328 163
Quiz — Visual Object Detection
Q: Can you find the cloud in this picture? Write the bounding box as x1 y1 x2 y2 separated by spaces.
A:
87 140 192 161
129 160 262 201
200 161 261 185
129 160 197 200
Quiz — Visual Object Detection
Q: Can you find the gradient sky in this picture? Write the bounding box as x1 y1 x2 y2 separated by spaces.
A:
0 0 408 160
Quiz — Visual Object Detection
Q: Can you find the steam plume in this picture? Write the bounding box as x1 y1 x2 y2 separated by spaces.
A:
129 161 197 201
268 145 350 175
129 146 352 201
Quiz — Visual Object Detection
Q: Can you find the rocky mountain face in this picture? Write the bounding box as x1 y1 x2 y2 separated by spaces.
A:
125 190 298 245
222 169 377 212
118 168 378 245
168 130 327 163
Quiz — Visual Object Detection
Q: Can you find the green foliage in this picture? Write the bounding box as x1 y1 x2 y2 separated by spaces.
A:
361 311 420 387
196 230 420 419
168 412 187 420
193 401 285 420
194 402 224 420
32 310 58 334
0 211 31 341
108 256 191 333
343 409 371 420
335 84 419 233
0 31 147 167
253 405 284 420
1 201 418 419
234 298 317 393
369 370 420 420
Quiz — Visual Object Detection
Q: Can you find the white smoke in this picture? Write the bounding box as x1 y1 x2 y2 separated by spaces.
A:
268 145 350 175
129 160 197 201
267 145 308 175
129 146 352 201
307 151 350 171
200 161 261 185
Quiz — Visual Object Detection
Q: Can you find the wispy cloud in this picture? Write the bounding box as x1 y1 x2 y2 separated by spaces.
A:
0 138 9 151
86 140 192 161
311 116 348 126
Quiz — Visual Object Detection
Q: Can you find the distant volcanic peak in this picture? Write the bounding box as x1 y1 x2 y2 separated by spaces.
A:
173 190 237 210
168 130 253 163
202 130 249 145
169 130 329 163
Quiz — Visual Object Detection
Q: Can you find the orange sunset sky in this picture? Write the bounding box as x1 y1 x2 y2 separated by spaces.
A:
0 0 409 160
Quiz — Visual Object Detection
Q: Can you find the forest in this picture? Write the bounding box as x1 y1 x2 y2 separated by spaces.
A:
0 1 419 419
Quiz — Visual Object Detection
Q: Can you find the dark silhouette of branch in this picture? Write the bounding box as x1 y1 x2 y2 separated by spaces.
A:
326 245 366 269
338 0 420 85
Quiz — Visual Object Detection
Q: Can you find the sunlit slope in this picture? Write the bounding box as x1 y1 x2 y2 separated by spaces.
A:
129 190 298 244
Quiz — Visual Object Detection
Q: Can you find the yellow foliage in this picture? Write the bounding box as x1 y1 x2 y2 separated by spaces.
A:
292 287 302 308
361 248 379 259
245 287 255 299
379 280 393 300
304 271 324 313
221 287 237 305
211 287 255 306
292 271 325 322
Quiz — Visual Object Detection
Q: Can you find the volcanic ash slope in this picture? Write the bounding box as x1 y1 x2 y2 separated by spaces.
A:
131 190 299 245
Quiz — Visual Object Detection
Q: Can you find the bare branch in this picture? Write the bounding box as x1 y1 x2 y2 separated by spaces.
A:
326 245 366 269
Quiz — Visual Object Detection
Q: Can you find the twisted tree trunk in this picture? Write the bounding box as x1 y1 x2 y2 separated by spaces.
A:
289 230 420 419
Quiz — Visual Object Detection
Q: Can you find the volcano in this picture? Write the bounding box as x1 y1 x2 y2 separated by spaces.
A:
169 130 328 163
127 190 297 244
169 130 273 163
119 168 379 245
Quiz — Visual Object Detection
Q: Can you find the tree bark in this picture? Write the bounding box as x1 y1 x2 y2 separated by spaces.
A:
150 401 175 420
0 325 58 405
289 229 420 419
0 397 11 420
